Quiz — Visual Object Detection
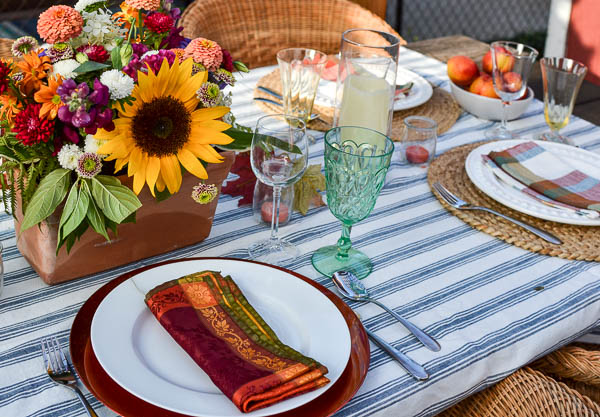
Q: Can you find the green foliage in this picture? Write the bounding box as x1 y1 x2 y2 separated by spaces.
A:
73 61 111 74
90 175 142 223
20 169 72 232
294 164 326 215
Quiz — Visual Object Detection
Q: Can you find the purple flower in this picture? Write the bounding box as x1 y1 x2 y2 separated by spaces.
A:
160 26 185 49
169 7 181 21
142 50 176 74
123 56 143 81
131 43 149 57
89 79 109 107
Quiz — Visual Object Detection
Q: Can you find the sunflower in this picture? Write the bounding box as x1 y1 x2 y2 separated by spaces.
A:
96 58 233 196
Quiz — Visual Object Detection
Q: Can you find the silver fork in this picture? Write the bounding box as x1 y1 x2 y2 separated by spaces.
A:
432 182 562 245
41 337 98 417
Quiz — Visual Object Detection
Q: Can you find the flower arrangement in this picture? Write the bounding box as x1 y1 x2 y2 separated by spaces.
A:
0 0 250 253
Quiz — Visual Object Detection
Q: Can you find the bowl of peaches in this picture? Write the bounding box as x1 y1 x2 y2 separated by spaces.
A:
447 50 533 121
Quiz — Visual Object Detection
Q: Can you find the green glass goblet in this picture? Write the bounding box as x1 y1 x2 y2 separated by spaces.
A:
311 126 394 279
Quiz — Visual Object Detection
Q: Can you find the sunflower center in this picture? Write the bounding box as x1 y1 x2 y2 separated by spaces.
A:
132 96 191 157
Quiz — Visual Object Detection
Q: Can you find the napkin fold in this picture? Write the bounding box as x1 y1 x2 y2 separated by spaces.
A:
487 141 600 212
145 270 330 413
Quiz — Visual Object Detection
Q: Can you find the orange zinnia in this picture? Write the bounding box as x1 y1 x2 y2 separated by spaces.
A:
34 75 63 120
0 93 22 126
17 50 52 95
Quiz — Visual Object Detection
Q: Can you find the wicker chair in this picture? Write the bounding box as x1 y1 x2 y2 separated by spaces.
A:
442 343 600 416
179 0 404 69
0 38 13 60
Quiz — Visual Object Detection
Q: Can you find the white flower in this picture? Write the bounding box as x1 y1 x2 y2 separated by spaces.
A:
76 10 125 51
74 0 104 12
99 69 135 100
52 59 80 79
84 135 105 155
140 50 159 60
58 144 84 170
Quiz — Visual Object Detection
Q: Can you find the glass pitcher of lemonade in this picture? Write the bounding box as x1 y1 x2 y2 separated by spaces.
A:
335 29 401 138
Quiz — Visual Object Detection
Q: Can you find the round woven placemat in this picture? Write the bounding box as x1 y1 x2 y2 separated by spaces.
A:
427 141 600 261
253 69 462 140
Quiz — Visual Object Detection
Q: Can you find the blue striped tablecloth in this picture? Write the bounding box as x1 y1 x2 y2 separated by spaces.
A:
1 47 599 417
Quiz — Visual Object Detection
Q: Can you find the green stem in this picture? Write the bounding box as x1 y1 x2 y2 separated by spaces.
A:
335 223 352 260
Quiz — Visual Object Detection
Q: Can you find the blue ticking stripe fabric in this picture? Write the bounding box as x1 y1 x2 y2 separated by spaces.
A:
0 47 599 417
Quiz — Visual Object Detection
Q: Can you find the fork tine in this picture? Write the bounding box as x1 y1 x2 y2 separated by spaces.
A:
53 336 70 371
433 182 454 204
42 338 58 372
51 337 67 373
40 339 49 371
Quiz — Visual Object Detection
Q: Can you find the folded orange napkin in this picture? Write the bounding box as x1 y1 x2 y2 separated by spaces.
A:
145 270 330 413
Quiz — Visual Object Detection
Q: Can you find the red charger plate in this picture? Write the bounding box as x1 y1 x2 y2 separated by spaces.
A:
70 257 370 417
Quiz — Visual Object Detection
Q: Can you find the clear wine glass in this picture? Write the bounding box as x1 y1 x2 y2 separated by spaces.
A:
536 57 587 145
485 41 538 140
248 114 309 264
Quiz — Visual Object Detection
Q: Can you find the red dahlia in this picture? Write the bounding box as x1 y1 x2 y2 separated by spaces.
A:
76 44 109 63
13 103 55 146
144 13 174 34
0 61 11 95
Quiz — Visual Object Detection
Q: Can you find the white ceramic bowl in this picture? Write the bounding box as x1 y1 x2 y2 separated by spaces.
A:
449 79 533 121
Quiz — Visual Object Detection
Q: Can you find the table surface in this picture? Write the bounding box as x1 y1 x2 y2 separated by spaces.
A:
0 45 599 417
407 35 600 127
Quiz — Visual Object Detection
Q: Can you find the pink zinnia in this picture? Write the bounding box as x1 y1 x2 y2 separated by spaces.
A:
125 0 160 11
145 13 174 33
37 6 83 44
183 38 223 72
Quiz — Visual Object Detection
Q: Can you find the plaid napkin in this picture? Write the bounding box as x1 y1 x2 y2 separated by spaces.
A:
487 141 600 212
145 271 330 413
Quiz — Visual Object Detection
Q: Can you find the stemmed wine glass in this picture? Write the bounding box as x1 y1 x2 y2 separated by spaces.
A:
311 126 394 279
536 57 587 145
485 41 538 140
248 114 309 264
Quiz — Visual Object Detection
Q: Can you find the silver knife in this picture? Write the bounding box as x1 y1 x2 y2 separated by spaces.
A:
365 327 429 380
258 86 283 101
253 97 323 123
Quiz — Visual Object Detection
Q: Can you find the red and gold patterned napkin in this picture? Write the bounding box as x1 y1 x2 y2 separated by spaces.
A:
145 270 330 413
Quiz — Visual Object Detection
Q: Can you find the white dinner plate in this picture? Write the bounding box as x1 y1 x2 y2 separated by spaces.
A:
90 259 351 417
393 67 433 111
314 66 433 111
465 140 600 226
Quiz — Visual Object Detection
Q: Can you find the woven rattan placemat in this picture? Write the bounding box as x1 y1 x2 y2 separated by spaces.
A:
253 69 461 140
428 141 600 261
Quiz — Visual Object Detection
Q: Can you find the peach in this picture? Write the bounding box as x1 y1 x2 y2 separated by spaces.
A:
491 46 514 73
503 72 523 93
469 74 499 99
447 55 478 87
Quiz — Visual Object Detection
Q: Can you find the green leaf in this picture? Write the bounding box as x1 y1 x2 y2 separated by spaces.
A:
220 128 302 154
61 217 90 254
293 164 326 215
82 180 109 241
61 180 89 239
73 61 110 74
154 187 173 202
233 61 249 73
58 179 80 236
91 175 142 223
111 45 123 70
20 169 71 232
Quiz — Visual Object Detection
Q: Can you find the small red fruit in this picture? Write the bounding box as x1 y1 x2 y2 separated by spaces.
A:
405 145 430 164
261 201 289 223
503 71 523 93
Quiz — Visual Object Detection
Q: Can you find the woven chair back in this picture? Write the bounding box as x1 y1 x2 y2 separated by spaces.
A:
179 0 404 69
0 38 13 61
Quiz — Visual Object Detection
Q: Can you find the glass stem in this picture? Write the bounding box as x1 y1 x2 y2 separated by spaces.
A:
270 185 282 242
501 101 509 131
335 223 352 261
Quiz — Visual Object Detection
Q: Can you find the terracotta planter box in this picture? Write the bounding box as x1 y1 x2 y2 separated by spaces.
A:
14 152 235 285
